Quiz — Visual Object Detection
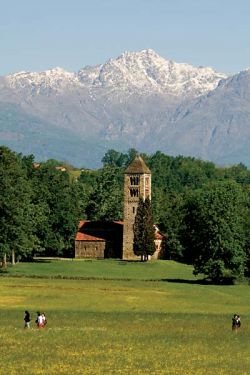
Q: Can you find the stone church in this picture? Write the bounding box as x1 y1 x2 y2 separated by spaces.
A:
75 156 166 260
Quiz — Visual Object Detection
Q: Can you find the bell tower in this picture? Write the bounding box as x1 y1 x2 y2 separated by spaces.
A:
122 156 151 260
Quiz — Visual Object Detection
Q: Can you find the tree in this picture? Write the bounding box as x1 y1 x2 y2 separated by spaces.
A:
30 162 81 256
85 165 123 221
101 149 127 168
154 190 185 260
101 149 141 168
0 147 36 266
144 196 156 259
133 196 155 261
183 180 247 282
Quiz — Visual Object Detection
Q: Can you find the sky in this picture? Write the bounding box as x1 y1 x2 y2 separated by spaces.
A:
0 0 250 76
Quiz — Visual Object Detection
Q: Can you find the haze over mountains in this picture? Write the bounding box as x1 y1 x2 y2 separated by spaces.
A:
0 49 249 168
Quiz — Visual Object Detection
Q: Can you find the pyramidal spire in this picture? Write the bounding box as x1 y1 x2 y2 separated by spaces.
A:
125 155 151 174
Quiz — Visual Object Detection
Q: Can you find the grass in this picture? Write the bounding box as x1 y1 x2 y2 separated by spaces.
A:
0 260 250 374
4 258 197 281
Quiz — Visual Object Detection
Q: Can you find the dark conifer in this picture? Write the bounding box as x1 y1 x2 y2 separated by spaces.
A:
133 196 155 261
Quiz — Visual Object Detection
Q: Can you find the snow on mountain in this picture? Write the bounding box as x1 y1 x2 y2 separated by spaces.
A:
6 67 80 95
6 49 227 98
1 49 250 168
78 49 227 96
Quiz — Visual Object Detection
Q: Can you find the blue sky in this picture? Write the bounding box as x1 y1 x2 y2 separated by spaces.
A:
0 0 249 76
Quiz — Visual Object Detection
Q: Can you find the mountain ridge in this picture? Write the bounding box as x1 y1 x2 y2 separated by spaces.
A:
5 49 227 96
0 49 249 168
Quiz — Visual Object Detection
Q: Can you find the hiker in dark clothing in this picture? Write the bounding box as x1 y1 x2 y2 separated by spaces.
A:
24 310 31 329
232 314 241 331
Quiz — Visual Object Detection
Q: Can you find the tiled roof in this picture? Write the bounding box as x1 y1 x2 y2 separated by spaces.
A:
76 220 166 242
75 220 123 242
125 156 151 174
155 232 164 240
78 220 85 228
75 232 105 241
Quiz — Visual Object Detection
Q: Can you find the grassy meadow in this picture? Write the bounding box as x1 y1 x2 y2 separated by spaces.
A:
1 260 250 374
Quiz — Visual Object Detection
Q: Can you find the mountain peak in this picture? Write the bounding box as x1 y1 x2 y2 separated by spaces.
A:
78 49 226 96
119 48 163 60
6 49 226 98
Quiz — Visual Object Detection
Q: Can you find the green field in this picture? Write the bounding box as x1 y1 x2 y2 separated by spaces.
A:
4 258 197 281
1 260 250 374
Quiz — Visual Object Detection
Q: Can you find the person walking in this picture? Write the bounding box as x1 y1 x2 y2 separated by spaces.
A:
36 312 44 328
41 312 47 327
232 314 241 331
24 310 31 329
236 315 241 328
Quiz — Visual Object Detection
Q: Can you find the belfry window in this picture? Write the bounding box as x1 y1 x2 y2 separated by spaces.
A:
130 188 139 197
130 176 139 185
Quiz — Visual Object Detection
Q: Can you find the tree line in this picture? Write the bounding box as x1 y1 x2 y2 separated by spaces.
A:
0 147 81 265
1 146 250 282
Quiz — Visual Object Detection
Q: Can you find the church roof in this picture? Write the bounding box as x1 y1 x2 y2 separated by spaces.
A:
125 156 151 174
75 220 166 242
75 232 105 241
75 220 123 242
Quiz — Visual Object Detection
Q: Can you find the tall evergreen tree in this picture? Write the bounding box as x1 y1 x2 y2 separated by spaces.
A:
133 196 155 261
143 196 156 260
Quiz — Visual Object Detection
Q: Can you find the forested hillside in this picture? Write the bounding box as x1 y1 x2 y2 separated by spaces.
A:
1 146 249 282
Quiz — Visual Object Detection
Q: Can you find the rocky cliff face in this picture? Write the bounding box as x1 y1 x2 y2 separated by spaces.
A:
0 49 249 167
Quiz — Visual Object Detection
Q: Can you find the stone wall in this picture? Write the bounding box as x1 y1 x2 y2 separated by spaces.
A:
75 240 105 259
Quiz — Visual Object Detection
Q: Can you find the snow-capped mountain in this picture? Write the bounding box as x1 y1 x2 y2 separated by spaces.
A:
5 67 80 95
5 49 226 97
77 49 226 96
0 49 249 168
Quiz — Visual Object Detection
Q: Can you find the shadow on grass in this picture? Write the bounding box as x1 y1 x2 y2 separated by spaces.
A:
117 260 142 264
161 277 236 285
31 259 52 264
161 278 206 285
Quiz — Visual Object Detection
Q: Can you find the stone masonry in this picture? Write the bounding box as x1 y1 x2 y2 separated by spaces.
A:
122 156 151 260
